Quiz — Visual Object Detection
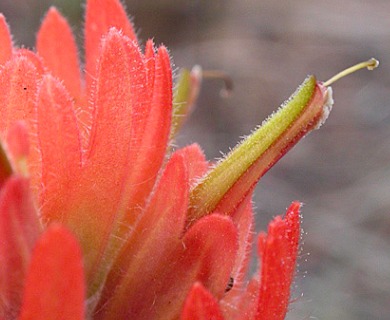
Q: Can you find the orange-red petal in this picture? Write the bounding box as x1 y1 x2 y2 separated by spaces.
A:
230 193 254 283
256 202 301 320
59 30 172 296
13 49 45 75
159 214 238 318
37 7 83 102
0 176 40 319
122 45 172 227
217 193 255 318
19 225 85 320
85 0 137 94
36 75 82 223
96 151 189 319
85 29 146 176
62 28 146 292
175 144 209 187
0 57 39 136
0 55 43 194
97 214 237 320
181 283 224 320
0 14 12 65
144 39 156 96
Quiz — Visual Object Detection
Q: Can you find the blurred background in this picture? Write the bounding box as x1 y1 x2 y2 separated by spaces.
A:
1 0 389 319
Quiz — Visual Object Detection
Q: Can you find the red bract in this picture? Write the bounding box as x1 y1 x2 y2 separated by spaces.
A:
18 225 85 320
0 0 348 319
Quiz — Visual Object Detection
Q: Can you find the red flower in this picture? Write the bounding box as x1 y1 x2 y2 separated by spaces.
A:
0 0 377 319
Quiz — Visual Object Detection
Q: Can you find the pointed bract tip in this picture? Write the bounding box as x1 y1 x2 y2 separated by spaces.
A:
47 6 60 15
255 202 301 319
0 13 13 64
181 282 224 320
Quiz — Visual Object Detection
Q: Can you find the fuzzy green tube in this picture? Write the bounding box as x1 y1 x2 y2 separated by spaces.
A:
189 76 317 220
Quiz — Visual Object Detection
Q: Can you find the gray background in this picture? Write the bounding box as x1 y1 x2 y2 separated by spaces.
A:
1 1 389 319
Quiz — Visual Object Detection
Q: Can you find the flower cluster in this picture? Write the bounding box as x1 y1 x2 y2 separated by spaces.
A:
0 0 377 319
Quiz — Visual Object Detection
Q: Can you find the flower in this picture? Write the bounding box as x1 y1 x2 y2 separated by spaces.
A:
0 0 378 319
